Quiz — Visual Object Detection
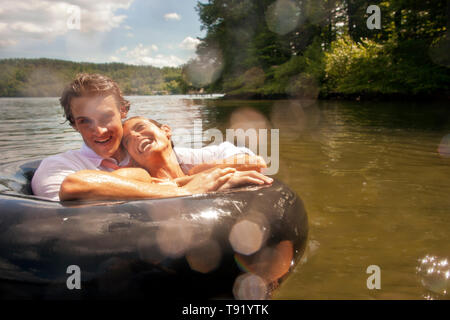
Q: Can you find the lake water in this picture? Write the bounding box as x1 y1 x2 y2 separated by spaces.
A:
0 96 449 299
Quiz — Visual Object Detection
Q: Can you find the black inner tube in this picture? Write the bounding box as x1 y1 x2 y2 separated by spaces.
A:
0 160 308 299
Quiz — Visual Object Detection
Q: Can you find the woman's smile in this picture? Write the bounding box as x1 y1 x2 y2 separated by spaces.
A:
138 138 155 153
123 117 174 169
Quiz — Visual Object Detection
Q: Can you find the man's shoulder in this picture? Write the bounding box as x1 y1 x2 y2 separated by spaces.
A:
174 141 233 153
39 149 81 166
37 148 95 172
31 149 87 200
176 141 253 156
174 141 253 166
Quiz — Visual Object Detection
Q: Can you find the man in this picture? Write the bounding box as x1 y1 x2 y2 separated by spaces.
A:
31 73 268 201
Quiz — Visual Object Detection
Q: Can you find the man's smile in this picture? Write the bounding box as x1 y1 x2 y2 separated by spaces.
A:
94 135 113 145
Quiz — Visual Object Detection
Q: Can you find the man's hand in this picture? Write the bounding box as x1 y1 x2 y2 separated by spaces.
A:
182 168 236 194
218 170 273 191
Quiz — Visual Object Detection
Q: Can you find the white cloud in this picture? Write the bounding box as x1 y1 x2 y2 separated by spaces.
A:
115 43 185 67
116 46 128 53
0 0 133 47
124 25 132 30
179 36 201 50
10 22 49 34
125 43 153 59
0 39 17 48
164 13 181 21
138 55 184 67
110 56 120 62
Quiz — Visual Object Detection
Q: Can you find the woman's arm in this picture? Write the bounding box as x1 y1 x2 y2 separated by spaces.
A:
110 168 153 182
112 168 178 186
175 166 273 190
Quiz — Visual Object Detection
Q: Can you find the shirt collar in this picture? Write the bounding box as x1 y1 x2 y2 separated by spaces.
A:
80 143 130 168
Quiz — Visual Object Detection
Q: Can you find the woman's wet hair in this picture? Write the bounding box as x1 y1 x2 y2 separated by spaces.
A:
123 116 174 148
60 73 130 125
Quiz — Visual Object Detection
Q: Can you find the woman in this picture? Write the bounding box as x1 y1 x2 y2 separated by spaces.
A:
116 116 273 191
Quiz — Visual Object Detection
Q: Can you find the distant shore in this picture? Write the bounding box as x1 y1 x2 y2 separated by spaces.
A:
221 91 450 102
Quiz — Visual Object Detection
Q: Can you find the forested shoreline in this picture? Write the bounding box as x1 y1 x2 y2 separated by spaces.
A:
0 58 187 97
186 0 450 100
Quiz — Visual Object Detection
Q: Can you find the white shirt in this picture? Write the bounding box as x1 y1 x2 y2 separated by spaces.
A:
174 141 255 174
31 142 254 201
31 144 130 201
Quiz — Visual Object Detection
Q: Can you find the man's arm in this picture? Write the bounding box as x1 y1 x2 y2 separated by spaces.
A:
188 154 267 175
59 170 186 201
175 141 267 175
59 168 236 201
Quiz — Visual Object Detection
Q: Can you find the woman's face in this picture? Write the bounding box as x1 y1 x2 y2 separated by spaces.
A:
122 118 172 166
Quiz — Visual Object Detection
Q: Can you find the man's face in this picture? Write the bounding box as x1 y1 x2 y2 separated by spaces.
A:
122 118 172 166
71 94 126 159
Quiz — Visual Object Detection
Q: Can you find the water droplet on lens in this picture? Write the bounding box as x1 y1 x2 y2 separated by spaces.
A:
417 255 450 296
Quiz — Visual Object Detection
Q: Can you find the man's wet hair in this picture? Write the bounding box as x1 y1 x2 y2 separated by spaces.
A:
60 73 130 125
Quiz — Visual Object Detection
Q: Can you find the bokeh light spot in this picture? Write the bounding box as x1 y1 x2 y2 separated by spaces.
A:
438 134 450 158
429 33 450 68
229 220 264 255
184 48 224 88
233 273 268 300
286 73 320 99
156 220 193 258
235 240 294 283
266 0 301 35
186 240 222 274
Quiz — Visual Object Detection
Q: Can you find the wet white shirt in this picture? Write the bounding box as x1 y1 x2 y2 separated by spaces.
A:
31 144 130 201
31 142 254 201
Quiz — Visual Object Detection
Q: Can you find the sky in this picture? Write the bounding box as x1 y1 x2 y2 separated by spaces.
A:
0 0 206 67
